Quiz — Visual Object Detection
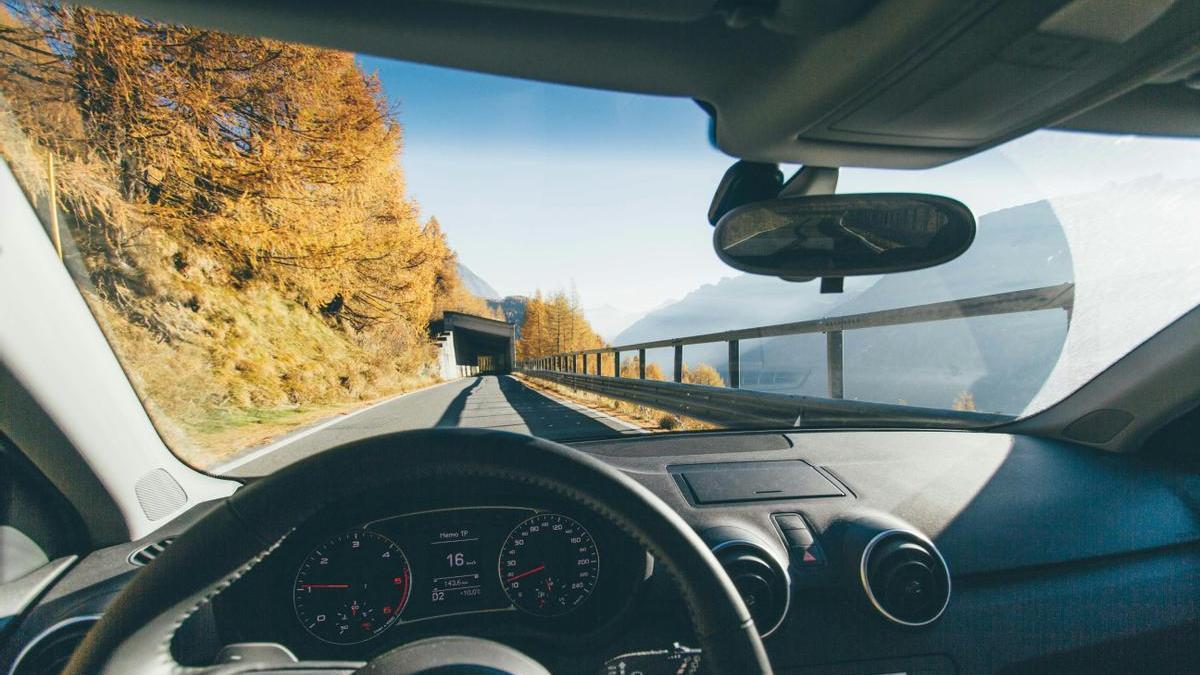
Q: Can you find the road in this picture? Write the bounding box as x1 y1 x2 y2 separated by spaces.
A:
213 375 640 477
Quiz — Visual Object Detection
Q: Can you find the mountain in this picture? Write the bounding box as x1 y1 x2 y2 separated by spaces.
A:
584 304 653 342
456 262 501 300
613 274 876 380
614 197 1074 415
616 275 874 346
488 296 529 333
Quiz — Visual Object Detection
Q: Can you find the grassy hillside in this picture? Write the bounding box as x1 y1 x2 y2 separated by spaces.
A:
0 4 489 467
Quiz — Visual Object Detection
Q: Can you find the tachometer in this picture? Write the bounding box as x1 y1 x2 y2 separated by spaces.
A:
293 530 411 644
498 513 599 616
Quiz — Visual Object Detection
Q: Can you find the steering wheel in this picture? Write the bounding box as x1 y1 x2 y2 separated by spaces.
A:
65 428 772 674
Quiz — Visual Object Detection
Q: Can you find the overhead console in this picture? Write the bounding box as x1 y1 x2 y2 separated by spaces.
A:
770 0 1200 167
708 0 1200 168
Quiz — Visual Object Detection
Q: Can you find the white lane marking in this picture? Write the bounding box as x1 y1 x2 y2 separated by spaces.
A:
508 376 649 434
210 379 464 475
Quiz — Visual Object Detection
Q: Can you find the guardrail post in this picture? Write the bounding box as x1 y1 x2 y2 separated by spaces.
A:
638 349 646 379
673 344 683 383
826 330 844 399
613 350 620 377
728 340 740 389
594 353 601 376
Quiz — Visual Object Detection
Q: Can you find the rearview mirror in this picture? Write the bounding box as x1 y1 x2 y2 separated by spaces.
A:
713 194 976 280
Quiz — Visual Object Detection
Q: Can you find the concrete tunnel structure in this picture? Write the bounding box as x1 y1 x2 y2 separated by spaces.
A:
431 311 517 379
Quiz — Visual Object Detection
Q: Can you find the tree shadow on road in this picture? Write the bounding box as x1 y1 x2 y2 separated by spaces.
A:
495 375 628 441
434 377 484 428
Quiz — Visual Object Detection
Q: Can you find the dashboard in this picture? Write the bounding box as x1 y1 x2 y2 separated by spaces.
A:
4 429 1200 674
213 500 649 667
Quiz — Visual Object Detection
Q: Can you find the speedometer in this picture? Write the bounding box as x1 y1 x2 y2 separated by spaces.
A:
293 530 411 644
498 513 599 616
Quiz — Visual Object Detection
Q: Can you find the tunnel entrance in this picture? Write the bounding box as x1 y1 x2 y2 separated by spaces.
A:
431 311 517 377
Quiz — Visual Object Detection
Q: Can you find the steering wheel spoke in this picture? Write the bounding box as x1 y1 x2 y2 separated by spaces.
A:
200 643 363 674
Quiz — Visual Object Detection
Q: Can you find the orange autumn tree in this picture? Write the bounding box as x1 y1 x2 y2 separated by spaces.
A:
0 3 490 460
517 289 604 360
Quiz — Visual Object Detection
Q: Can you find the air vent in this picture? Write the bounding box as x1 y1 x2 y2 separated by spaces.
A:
712 541 790 637
860 530 950 627
10 616 99 675
128 537 174 566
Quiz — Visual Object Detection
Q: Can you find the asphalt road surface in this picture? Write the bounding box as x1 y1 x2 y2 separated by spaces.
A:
215 375 639 477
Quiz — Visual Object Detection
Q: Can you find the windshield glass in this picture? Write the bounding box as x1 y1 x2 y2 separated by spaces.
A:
2 4 1199 473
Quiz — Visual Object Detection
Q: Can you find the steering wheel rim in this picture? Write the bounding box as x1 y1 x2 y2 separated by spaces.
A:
65 428 772 674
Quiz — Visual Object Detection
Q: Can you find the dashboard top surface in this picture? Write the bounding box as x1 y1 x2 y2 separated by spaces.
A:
572 429 1200 576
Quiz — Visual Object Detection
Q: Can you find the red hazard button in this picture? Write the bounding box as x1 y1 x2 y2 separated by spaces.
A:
797 543 825 566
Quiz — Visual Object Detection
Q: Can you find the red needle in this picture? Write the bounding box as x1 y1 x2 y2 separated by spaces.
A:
301 584 349 589
506 564 546 583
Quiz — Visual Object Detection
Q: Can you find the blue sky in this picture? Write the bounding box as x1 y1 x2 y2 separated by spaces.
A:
360 55 1200 314
361 55 731 312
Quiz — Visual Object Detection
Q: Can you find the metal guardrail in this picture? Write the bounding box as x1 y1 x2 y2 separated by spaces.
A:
523 369 1011 429
516 283 1073 427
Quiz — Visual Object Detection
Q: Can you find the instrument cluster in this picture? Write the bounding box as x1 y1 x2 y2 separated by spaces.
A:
217 504 645 659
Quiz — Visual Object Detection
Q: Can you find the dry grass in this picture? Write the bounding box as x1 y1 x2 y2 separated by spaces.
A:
177 387 434 468
79 246 441 470
516 374 718 432
0 187 444 470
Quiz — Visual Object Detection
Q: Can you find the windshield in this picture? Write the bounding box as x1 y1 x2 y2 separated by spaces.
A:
3 4 1199 473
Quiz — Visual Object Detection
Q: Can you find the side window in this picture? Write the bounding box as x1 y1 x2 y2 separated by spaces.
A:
0 434 86 580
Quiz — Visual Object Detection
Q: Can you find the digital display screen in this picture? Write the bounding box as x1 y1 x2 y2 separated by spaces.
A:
427 523 484 611
368 507 532 621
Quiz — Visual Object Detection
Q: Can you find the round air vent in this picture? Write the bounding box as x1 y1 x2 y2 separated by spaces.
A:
712 540 790 637
10 615 100 675
860 530 950 627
